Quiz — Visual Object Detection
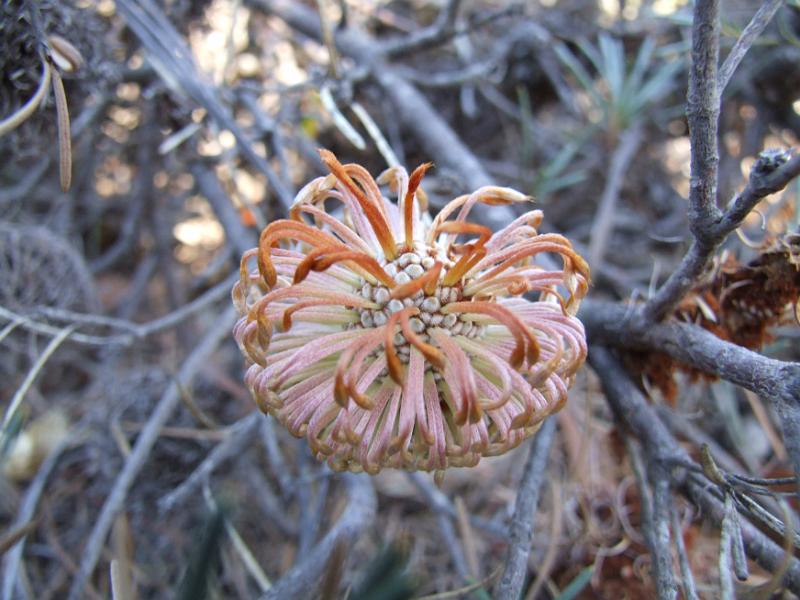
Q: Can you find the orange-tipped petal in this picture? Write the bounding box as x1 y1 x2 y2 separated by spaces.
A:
312 250 397 288
404 162 433 250
383 309 409 384
294 247 396 288
444 300 540 368
389 261 442 300
398 309 445 370
258 219 347 287
319 149 399 260
424 261 444 295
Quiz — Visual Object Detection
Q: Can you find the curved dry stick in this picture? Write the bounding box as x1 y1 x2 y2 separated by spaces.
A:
717 0 785 93
0 57 51 138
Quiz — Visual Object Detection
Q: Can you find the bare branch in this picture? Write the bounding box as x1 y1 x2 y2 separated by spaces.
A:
715 153 800 236
588 125 643 269
643 0 721 321
651 466 678 599
582 300 800 401
158 413 261 513
627 436 678 597
642 0 800 323
583 299 800 488
686 0 722 234
719 494 736 599
643 153 800 321
683 478 800 591
670 504 700 600
717 0 785 93
495 417 557 600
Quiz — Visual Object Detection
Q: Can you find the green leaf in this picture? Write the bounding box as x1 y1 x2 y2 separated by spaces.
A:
624 37 656 100
554 44 605 109
554 566 594 600
598 33 625 103
175 507 226 600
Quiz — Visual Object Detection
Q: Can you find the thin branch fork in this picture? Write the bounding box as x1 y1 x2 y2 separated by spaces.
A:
643 0 721 322
643 0 799 322
716 153 800 236
581 299 800 490
643 153 800 322
588 346 800 594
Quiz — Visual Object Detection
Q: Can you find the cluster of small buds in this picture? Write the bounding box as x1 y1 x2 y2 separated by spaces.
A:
352 250 486 364
752 148 792 175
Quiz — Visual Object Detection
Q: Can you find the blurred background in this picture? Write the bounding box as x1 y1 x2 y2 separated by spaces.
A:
1 0 799 598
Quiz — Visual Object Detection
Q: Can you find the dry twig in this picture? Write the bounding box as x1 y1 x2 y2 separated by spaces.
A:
158 413 261 513
257 474 376 600
494 417 557 600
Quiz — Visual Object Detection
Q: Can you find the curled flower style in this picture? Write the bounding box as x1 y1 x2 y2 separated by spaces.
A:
233 150 590 473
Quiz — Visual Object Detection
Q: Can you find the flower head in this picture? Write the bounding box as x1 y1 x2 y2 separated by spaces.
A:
233 150 589 473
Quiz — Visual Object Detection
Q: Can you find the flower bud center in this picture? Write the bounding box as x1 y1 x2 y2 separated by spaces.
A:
353 249 485 362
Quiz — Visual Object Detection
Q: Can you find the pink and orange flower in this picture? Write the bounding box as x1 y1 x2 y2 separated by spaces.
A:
233 150 589 473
